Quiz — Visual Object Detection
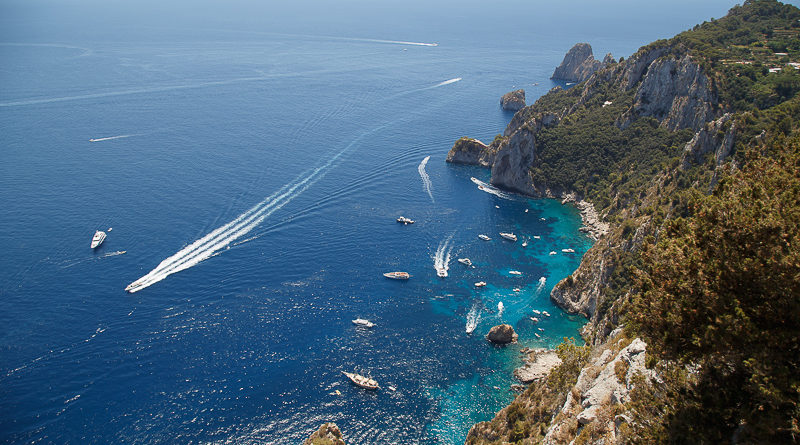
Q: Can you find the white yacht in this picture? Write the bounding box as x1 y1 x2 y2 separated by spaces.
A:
90 230 106 249
343 371 379 390
478 234 491 241
509 270 522 275
561 248 576 253
396 216 415 224
499 232 517 242
352 318 375 328
474 281 487 287
457 258 472 267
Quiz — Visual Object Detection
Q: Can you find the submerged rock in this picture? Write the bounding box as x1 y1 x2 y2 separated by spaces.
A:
486 324 518 344
500 89 526 111
303 422 346 445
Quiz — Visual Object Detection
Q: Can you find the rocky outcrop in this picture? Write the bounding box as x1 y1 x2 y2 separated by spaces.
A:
500 89 526 111
491 113 560 194
543 337 654 443
486 324 518 344
514 349 562 383
551 43 613 83
303 422 346 445
445 137 495 167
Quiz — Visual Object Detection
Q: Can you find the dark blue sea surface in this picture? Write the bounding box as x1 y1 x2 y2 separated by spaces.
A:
0 1 741 443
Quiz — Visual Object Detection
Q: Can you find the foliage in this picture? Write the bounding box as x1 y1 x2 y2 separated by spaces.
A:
629 138 800 441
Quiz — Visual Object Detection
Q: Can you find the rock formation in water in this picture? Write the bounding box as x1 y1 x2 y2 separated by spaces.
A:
550 43 614 83
486 324 518 344
303 422 346 445
500 89 526 111
446 137 497 167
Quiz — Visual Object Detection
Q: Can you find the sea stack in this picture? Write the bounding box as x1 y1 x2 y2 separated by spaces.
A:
551 43 614 83
303 423 346 445
486 324 518 344
500 89 526 111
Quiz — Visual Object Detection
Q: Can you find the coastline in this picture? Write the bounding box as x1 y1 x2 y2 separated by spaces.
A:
560 194 609 241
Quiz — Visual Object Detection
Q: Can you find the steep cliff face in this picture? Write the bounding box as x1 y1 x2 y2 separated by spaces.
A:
551 43 614 83
446 137 497 167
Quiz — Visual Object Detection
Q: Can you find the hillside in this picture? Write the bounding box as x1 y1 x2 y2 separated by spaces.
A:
449 1 800 443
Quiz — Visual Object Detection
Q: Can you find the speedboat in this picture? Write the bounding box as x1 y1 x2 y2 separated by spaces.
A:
561 248 575 253
457 258 472 267
90 230 106 249
478 234 491 241
436 267 447 278
343 371 379 390
396 216 415 224
383 271 410 280
125 280 146 293
542 311 550 317
499 232 517 241
474 281 487 287
509 270 522 275
352 318 375 328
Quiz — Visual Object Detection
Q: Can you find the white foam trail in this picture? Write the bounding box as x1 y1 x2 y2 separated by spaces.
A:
432 77 461 88
418 155 434 202
433 233 454 277
126 126 379 292
537 276 547 292
470 177 514 200
497 301 505 317
89 134 136 142
465 304 480 334
352 38 438 47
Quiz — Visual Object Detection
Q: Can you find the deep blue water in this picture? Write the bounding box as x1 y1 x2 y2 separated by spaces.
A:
1 1 742 443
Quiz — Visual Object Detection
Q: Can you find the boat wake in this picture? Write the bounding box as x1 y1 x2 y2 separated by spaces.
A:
432 77 461 88
125 124 385 293
418 155 434 202
470 177 514 200
497 301 505 318
89 134 136 142
536 276 547 292
465 304 480 334
433 233 454 277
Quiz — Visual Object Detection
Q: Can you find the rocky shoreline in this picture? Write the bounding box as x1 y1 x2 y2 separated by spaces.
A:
514 348 562 383
560 195 610 241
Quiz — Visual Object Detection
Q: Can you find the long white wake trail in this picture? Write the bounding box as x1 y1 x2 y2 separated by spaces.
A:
418 155 434 202
126 131 368 293
433 233 454 277
89 134 136 142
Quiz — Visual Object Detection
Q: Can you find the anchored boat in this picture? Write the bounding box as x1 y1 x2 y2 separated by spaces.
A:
90 230 106 249
383 271 410 280
352 318 375 328
343 371 379 390
499 232 517 241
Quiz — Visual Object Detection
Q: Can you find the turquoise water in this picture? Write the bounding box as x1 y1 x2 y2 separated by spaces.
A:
0 1 741 443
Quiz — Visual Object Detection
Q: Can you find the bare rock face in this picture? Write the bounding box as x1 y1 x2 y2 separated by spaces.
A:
446 137 496 167
500 89 526 111
303 422 346 445
514 349 562 383
551 43 612 83
486 324 518 344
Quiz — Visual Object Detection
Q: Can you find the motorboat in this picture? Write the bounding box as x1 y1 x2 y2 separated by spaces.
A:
509 270 522 275
521 241 528 247
396 216 415 224
478 234 491 241
457 258 472 267
499 232 517 242
91 230 106 249
352 318 375 328
561 248 575 253
542 311 550 317
436 267 447 278
383 271 410 280
549 251 557 255
533 235 541 239
474 281 487 287
125 280 146 293
343 371 379 390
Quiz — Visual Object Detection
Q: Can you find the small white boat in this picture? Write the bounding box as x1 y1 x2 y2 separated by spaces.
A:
396 216 415 224
533 235 541 239
530 317 539 322
457 258 472 267
521 241 528 247
125 280 145 293
535 333 541 338
388 386 397 392
478 234 491 241
495 205 500 209
537 328 544 332
542 311 550 317
532 309 541 315
561 248 575 253
90 230 106 249
549 251 557 255
499 232 517 242
474 281 487 287
524 209 529 213
343 371 379 390
352 318 375 328
512 288 521 292
509 270 522 275
436 267 447 278
540 217 546 221
384 271 410 280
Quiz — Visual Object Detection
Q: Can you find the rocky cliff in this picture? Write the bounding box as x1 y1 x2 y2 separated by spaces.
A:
500 89 526 111
551 43 614 83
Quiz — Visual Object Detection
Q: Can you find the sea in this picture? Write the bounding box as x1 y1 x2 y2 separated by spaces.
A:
0 1 741 443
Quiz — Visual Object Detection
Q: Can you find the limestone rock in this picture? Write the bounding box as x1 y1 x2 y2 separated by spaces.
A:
500 89 526 111
303 422 346 445
514 349 562 383
486 324 518 344
551 43 612 83
446 137 495 167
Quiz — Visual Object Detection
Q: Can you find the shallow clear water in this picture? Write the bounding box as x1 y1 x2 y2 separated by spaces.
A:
0 1 740 443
